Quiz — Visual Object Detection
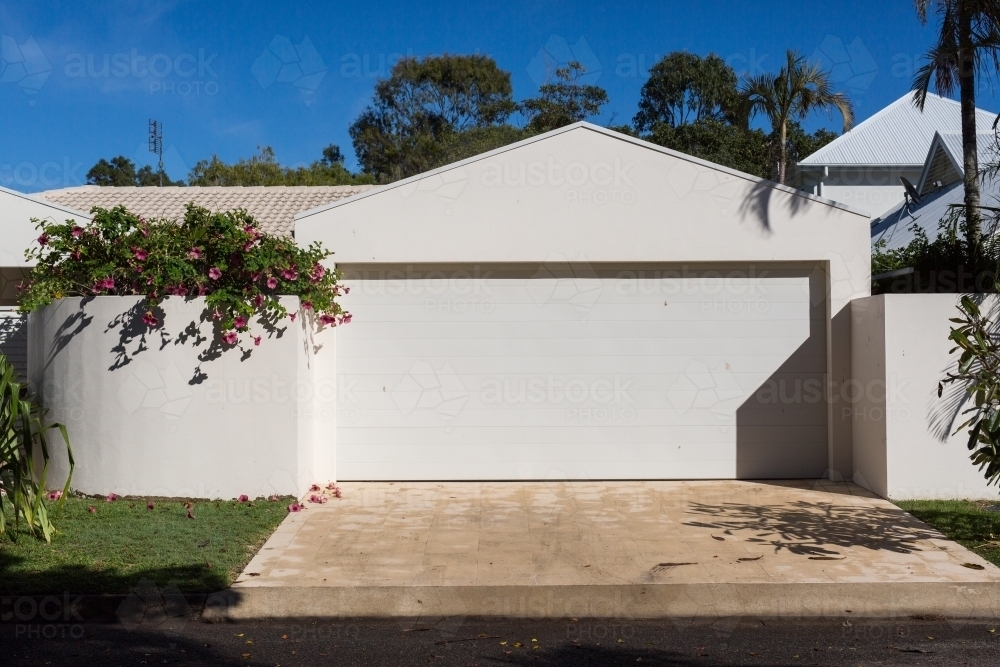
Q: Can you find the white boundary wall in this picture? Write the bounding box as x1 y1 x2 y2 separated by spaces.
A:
851 294 1000 499
29 296 333 499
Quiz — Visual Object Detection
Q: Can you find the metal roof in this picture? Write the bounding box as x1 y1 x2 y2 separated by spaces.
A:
870 178 1000 250
799 92 997 167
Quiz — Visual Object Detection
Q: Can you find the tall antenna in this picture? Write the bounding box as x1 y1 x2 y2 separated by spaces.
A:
148 119 163 186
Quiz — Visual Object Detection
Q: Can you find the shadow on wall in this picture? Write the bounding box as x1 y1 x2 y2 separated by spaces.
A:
45 297 290 387
736 177 816 235
926 295 1000 444
735 266 828 479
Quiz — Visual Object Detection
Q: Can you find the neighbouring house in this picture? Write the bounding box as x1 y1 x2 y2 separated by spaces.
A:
796 92 997 218
0 186 90 379
871 130 999 251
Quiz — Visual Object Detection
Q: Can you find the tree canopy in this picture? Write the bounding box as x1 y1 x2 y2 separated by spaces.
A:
349 54 517 180
633 52 739 132
86 156 182 187
520 61 609 134
186 146 373 187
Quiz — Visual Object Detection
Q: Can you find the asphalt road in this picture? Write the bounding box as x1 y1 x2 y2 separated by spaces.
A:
2 615 999 666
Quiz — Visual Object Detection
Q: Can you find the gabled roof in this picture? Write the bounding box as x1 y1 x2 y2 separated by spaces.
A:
799 92 997 167
39 184 376 236
917 132 997 195
297 121 868 221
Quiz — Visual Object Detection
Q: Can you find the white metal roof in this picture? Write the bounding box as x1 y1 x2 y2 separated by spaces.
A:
799 92 997 167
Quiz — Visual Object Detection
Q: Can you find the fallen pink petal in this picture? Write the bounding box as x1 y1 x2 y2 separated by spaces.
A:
47 490 62 502
238 494 249 502
106 493 118 502
88 506 96 514
147 502 155 510
287 502 305 513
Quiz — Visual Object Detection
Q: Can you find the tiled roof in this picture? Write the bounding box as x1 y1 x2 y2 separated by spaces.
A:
799 92 998 167
38 185 376 236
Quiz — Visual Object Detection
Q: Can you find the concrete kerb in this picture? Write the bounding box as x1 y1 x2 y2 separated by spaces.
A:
201 582 1000 621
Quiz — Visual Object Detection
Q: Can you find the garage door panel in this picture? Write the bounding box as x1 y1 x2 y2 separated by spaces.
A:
337 440 738 462
338 354 830 377
338 336 821 360
341 460 736 481
342 318 817 339
336 264 827 480
345 302 819 324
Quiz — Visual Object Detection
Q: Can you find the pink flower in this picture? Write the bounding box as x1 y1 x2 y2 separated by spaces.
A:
37 233 49 246
301 301 313 310
47 490 62 502
208 267 222 280
243 224 257 237
147 502 155 510
71 226 83 238
281 268 298 281
343 286 350 294
88 505 97 514
70 250 81 261
310 484 321 492
252 336 261 346
197 285 209 296
309 494 328 504
188 247 203 260
319 314 337 326
222 331 238 346
106 493 118 502
340 313 352 325
289 312 297 322
238 494 249 502
251 272 261 282
332 487 342 498
132 247 148 261
252 294 264 308
243 241 254 252
212 309 222 320
266 276 278 289
234 315 247 329
142 311 158 327
310 264 326 283
288 502 305 513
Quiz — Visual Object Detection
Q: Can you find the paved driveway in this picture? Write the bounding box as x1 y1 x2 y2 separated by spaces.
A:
237 479 997 588
218 480 1000 619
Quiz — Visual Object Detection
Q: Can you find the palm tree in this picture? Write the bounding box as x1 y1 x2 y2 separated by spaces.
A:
913 0 1000 252
740 50 854 185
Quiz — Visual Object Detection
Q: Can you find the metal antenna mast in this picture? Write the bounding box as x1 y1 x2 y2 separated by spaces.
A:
148 119 163 186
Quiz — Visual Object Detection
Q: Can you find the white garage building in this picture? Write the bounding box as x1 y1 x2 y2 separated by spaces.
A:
297 123 871 482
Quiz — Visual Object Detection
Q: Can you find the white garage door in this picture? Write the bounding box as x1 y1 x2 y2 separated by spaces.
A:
335 263 827 480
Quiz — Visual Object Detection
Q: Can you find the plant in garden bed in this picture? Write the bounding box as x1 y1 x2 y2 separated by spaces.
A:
0 353 73 543
940 295 1000 491
18 204 351 346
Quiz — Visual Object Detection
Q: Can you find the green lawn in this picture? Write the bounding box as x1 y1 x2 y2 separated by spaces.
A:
0 496 291 594
896 499 1000 568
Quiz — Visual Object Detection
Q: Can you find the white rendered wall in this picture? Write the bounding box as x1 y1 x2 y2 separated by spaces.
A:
29 296 334 499
851 294 1000 499
297 124 872 482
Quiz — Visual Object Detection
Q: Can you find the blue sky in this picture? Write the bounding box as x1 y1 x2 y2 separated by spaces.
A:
0 0 994 192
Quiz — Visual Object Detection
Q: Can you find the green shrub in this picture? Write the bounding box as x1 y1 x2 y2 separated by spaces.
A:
17 204 350 344
0 353 72 542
